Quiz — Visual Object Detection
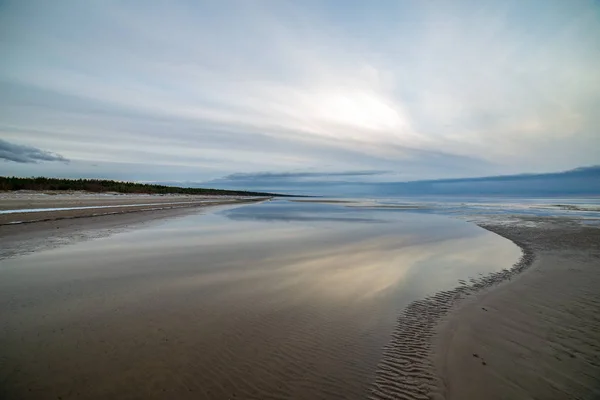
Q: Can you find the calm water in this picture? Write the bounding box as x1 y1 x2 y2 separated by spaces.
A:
315 195 600 219
0 200 521 399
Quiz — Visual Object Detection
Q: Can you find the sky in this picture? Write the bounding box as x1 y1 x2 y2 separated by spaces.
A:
1 0 599 187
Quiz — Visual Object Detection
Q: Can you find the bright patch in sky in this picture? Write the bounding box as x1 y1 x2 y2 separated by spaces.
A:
318 92 402 131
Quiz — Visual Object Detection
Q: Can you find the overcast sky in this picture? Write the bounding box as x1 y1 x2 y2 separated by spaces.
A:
1 0 599 184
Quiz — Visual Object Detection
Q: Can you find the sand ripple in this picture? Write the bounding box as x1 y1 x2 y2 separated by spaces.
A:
369 229 534 400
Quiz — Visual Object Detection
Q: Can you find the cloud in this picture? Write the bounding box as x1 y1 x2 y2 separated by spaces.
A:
220 170 390 181
208 165 600 197
0 139 69 164
0 0 598 182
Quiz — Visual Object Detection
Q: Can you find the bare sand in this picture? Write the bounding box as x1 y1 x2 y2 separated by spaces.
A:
0 190 249 210
0 192 266 259
369 217 600 400
0 191 266 225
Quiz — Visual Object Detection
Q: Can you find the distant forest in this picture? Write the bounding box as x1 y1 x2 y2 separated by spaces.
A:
0 177 284 197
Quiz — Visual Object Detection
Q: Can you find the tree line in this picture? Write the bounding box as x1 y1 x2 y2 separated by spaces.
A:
0 177 284 197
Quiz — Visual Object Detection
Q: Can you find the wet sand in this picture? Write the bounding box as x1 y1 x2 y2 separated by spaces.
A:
0 191 265 225
435 219 600 400
1 205 244 260
0 192 266 260
0 191 255 208
0 201 521 400
3 196 598 400
369 217 600 400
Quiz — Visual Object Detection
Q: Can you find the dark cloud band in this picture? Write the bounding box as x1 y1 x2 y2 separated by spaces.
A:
0 139 69 164
221 170 390 181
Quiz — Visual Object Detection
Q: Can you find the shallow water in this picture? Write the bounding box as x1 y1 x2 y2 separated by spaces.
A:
0 200 521 399
304 195 600 219
0 200 213 214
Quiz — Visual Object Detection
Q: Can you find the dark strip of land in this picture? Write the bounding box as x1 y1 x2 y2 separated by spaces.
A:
0 176 290 197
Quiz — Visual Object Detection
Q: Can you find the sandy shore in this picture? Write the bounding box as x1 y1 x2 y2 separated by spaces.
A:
0 192 266 259
0 191 267 225
0 201 523 400
370 216 600 400
0 191 246 210
2 196 599 399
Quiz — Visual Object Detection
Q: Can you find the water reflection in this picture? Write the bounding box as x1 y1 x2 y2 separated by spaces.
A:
0 201 521 400
224 199 389 223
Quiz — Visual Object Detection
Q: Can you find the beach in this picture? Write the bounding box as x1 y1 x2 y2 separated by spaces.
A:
434 218 600 400
1 196 599 400
0 191 266 225
0 191 267 260
370 215 600 400
4 1 598 399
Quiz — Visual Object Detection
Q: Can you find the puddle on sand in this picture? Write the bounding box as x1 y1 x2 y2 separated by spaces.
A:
0 200 521 400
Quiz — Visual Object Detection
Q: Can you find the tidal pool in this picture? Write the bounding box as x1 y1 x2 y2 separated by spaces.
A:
0 200 521 400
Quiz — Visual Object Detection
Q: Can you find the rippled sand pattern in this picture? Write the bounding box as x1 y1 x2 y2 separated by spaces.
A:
0 203 521 400
369 229 534 400
434 220 600 400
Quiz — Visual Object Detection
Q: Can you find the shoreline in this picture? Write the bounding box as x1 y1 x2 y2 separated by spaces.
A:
1 198 516 400
0 196 266 260
370 216 600 400
3 197 599 399
0 191 269 225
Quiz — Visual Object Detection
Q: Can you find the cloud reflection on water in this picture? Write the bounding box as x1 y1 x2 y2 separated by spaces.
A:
0 201 523 400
